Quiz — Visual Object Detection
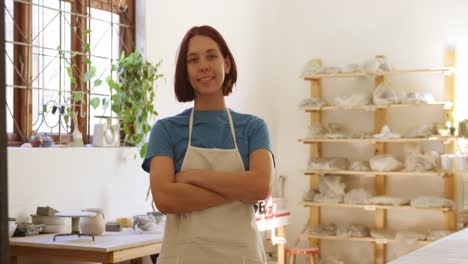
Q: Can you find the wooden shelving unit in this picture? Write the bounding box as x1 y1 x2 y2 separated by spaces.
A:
303 234 433 246
303 102 452 112
302 201 452 212
303 67 454 80
303 170 447 177
300 51 457 264
299 136 456 144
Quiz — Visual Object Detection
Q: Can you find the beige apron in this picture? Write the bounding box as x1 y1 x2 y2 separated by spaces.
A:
157 109 267 264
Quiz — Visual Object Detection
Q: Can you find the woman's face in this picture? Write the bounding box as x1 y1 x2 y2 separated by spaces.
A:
186 35 231 98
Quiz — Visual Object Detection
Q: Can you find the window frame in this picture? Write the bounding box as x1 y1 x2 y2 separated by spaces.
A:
7 0 135 146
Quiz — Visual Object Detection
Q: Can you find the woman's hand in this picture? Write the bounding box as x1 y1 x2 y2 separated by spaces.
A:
175 169 264 205
150 157 231 214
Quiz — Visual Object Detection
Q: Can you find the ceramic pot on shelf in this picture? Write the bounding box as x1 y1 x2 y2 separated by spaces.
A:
79 208 105 235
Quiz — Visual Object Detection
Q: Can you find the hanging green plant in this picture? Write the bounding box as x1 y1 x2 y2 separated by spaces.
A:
60 29 104 125
108 50 163 158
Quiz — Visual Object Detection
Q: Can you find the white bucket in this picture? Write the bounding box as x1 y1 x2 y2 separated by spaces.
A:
441 154 468 171
456 154 468 171
440 154 455 171
9 221 17 238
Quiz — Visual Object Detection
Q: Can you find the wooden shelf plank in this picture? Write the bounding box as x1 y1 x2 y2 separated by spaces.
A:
303 170 446 177
303 102 452 112
304 234 376 242
304 72 366 79
303 67 454 80
302 201 452 212
381 67 454 75
302 234 432 245
299 136 456 143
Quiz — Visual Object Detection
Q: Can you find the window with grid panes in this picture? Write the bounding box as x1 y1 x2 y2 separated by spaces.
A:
4 0 135 146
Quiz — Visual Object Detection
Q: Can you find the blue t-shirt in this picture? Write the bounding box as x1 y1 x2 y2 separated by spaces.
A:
141 108 274 173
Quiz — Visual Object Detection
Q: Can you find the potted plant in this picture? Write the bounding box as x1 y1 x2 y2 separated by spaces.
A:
107 50 163 157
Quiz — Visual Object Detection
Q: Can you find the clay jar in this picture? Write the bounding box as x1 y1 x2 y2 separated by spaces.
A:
80 208 105 235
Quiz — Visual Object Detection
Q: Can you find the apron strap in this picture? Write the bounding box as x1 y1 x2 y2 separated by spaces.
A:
188 109 195 146
188 108 239 149
225 109 239 149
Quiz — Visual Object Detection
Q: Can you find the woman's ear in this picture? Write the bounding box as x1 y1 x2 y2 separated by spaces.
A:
224 56 232 75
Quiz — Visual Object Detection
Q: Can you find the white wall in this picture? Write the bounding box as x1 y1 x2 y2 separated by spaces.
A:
142 0 281 145
8 147 151 219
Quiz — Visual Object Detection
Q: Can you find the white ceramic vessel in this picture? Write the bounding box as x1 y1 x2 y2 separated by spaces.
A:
79 208 105 235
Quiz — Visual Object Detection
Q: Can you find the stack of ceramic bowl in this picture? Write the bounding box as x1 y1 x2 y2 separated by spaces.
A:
31 214 67 234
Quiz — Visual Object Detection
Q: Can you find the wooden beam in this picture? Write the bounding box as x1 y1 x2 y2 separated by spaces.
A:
119 0 135 55
277 226 286 264
375 55 386 87
71 0 89 144
309 60 322 249
90 0 128 13
374 244 385 264
444 49 456 133
111 243 161 263
64 0 128 13
375 175 386 195
444 49 457 231
374 55 387 264
444 210 456 231
10 246 108 263
444 50 455 103
0 1 9 261
374 109 386 134
13 0 33 142
308 206 320 248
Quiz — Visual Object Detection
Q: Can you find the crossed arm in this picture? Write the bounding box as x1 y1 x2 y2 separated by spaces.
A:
150 149 274 214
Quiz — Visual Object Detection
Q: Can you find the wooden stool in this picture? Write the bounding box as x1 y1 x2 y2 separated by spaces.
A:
286 247 319 264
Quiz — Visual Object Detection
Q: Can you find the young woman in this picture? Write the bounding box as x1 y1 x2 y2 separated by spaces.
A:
142 25 275 264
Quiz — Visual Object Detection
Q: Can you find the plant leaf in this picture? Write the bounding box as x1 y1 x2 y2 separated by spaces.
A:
111 104 121 115
83 43 91 51
106 76 121 90
140 143 148 158
111 94 120 103
73 91 83 101
109 50 164 151
66 67 72 77
93 79 102 87
90 97 100 109
84 66 96 81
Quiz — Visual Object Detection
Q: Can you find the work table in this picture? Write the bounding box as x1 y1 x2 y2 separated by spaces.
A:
10 229 163 263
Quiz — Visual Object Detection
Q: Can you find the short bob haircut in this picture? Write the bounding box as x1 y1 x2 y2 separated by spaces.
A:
174 25 237 102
